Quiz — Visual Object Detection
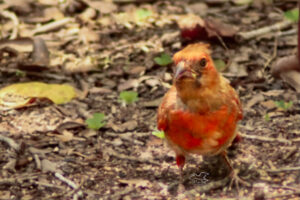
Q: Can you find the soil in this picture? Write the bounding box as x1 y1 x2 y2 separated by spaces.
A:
0 0 300 199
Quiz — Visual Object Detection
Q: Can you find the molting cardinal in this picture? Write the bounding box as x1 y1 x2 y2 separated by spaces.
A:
157 43 245 186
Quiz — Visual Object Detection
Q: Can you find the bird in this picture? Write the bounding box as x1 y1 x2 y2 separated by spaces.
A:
157 43 246 187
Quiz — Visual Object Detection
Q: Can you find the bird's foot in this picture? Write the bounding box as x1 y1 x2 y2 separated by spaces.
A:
228 169 250 190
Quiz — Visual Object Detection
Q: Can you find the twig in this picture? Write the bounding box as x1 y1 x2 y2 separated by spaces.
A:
104 147 160 166
263 35 278 69
0 134 20 151
184 177 230 197
104 132 144 145
54 173 78 189
237 20 294 41
266 191 300 199
267 166 300 173
35 181 65 190
278 28 297 37
54 172 83 200
108 187 135 199
270 184 300 191
0 10 19 39
0 174 38 185
292 137 300 142
33 154 41 170
216 34 228 51
32 18 72 35
239 133 292 144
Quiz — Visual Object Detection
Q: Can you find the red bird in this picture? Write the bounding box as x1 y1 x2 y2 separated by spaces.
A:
157 43 245 186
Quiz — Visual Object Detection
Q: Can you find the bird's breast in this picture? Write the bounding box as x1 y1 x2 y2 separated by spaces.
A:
165 105 238 155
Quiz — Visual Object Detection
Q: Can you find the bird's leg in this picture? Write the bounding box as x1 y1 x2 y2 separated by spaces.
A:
176 154 186 193
176 154 185 181
221 151 250 190
232 134 242 144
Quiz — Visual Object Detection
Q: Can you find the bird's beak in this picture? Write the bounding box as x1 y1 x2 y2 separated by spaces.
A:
174 62 195 80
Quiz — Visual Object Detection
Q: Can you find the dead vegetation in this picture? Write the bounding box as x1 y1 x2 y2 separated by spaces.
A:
0 0 300 199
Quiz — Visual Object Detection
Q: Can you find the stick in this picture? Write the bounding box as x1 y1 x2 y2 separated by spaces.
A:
237 20 294 41
0 134 20 151
263 36 278 69
0 10 19 39
32 18 72 35
239 133 292 144
267 166 300 173
54 173 78 189
54 173 83 200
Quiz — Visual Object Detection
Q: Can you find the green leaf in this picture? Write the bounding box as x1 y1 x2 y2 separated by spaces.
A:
15 70 26 77
119 91 138 104
274 100 285 109
213 59 226 72
284 8 299 22
152 130 165 139
86 113 106 130
274 100 293 110
135 9 152 21
285 101 293 109
264 113 270 122
154 53 173 66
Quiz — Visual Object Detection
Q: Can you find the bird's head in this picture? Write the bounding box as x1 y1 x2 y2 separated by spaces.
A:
172 43 220 103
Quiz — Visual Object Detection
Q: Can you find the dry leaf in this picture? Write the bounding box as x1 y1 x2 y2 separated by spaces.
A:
177 14 239 41
177 14 206 40
205 17 239 38
87 1 117 14
56 130 74 142
245 93 264 109
64 56 96 73
41 159 62 173
272 55 300 92
0 82 76 110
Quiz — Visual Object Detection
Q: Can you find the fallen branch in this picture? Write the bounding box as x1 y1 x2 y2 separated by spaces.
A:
54 172 83 200
32 18 72 35
239 133 292 144
263 36 278 69
267 166 300 173
267 191 300 199
237 20 294 41
184 177 231 197
0 134 20 151
104 146 160 166
0 10 19 39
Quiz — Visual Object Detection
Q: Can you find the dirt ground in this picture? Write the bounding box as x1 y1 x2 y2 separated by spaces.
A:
0 0 300 199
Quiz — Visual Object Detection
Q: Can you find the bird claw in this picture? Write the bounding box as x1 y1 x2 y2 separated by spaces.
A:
228 169 250 190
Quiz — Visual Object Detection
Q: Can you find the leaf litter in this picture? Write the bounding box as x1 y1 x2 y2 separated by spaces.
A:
0 0 300 199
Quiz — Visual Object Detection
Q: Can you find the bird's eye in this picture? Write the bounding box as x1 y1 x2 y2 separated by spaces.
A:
199 58 207 67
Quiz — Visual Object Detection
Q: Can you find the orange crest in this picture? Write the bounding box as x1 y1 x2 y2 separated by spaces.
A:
173 43 211 64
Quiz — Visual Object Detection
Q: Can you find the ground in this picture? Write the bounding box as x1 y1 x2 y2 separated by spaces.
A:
0 0 300 199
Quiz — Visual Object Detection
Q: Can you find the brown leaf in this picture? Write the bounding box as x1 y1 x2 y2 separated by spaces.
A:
79 27 100 44
177 14 238 41
260 100 276 110
56 130 74 142
272 55 300 78
31 37 50 66
177 14 207 40
245 93 264 109
87 1 117 14
272 55 300 92
205 17 239 38
117 79 139 91
126 66 146 75
41 159 62 173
